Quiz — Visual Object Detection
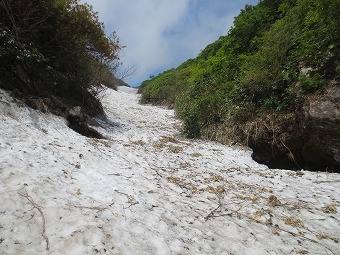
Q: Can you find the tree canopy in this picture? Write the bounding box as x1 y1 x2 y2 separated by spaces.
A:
0 0 121 115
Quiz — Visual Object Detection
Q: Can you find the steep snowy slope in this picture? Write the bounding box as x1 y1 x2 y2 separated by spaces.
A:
0 88 339 254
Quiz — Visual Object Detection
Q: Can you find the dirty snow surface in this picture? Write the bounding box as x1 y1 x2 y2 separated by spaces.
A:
1 87 339 255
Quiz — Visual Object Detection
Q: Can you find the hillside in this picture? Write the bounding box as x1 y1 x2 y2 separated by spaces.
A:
1 88 340 254
138 0 340 171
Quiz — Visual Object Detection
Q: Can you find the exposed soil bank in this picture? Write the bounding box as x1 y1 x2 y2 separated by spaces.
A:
250 84 340 173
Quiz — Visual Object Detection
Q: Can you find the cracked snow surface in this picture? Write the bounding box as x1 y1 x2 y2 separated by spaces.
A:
0 87 339 255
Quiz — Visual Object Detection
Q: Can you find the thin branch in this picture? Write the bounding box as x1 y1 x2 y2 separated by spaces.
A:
314 180 340 184
1 0 18 38
118 65 137 80
205 202 222 221
124 201 139 209
69 200 115 213
18 190 50 251
205 195 224 221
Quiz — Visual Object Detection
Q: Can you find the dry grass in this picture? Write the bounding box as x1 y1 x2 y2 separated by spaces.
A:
186 173 197 178
258 187 273 193
284 217 304 227
211 175 224 182
153 135 181 149
191 152 202 157
267 195 281 207
131 140 145 146
168 146 183 153
152 141 166 149
190 186 199 194
234 195 260 204
317 234 339 242
159 135 180 144
166 176 181 183
87 138 111 148
206 185 225 194
180 162 192 168
251 210 271 221
321 204 337 213
153 135 186 148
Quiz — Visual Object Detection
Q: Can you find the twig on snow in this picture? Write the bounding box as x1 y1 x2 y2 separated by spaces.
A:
124 201 139 209
313 180 340 184
18 190 50 251
205 203 222 221
114 190 139 209
155 169 163 178
205 194 224 221
70 200 115 213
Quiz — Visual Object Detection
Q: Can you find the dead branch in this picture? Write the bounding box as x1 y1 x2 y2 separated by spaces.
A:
118 64 137 80
155 169 164 178
205 203 222 221
114 190 130 197
203 194 338 253
313 180 340 184
70 200 115 213
205 195 224 221
18 190 50 251
114 190 139 209
124 201 139 209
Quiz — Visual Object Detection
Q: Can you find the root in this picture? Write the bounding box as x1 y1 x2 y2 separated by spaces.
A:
280 137 301 169
18 190 50 251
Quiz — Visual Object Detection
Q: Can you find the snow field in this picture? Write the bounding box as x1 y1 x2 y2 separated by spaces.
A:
0 88 339 255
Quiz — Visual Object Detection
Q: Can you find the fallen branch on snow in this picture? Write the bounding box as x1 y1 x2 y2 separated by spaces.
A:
18 190 50 251
69 200 115 213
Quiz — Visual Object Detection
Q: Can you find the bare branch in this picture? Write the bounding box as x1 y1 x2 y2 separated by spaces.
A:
70 200 115 213
18 190 50 251
118 64 137 80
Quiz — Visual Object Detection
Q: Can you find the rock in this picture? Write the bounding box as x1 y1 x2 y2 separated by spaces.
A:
68 106 85 121
303 84 340 171
249 84 340 172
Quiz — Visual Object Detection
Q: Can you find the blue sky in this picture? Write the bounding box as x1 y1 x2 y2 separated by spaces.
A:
82 0 259 86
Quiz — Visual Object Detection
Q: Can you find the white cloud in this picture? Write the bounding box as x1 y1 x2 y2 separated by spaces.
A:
82 0 258 86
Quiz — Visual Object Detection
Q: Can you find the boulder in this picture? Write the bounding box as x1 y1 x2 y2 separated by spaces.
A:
248 84 340 172
303 84 340 171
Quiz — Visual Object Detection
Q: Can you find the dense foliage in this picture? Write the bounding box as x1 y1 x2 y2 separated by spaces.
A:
0 0 121 115
139 0 340 139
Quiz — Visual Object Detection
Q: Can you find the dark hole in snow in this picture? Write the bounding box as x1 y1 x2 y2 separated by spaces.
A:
67 114 104 139
66 106 104 139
